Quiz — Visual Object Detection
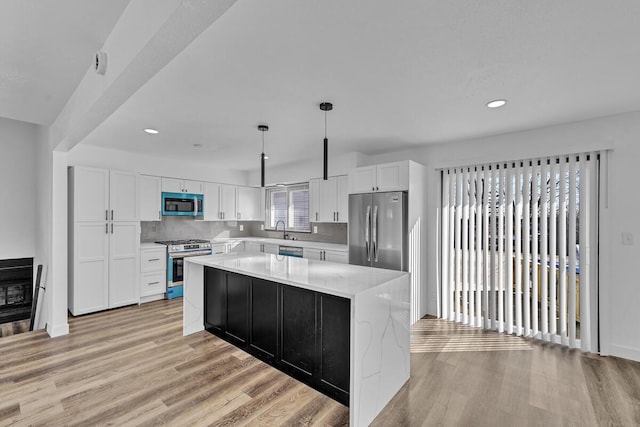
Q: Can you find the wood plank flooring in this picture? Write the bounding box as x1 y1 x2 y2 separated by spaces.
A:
1 300 639 426
0 319 30 338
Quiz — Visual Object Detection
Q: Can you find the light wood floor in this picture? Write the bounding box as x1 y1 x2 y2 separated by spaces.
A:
1 299 639 426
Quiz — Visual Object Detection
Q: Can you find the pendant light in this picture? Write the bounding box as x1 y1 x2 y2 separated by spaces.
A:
258 124 269 187
320 102 333 180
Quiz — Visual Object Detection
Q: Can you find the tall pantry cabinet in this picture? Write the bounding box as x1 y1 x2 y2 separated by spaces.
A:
68 166 140 315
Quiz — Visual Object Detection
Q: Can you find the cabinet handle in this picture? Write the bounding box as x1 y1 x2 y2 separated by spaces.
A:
372 186 375 191
105 223 108 234
158 210 161 220
111 210 114 220
148 258 160 262
111 223 114 234
148 281 160 285
105 210 108 220
376 186 379 191
336 212 339 222
315 212 318 221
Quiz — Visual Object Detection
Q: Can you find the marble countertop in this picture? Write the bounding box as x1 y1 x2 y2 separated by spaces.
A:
210 237 348 252
186 253 407 299
141 242 167 250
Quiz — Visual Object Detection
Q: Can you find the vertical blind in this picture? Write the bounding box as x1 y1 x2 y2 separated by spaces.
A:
440 152 599 352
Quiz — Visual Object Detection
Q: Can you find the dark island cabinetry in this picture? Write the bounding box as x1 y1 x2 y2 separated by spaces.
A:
204 266 350 406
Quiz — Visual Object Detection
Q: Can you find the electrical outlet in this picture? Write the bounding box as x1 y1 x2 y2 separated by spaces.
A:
261 224 264 230
622 232 634 245
239 224 244 231
313 225 318 234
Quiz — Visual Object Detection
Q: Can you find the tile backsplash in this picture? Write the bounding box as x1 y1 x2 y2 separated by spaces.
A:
141 217 347 245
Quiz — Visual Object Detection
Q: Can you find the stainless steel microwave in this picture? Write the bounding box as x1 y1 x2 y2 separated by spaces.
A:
161 192 204 216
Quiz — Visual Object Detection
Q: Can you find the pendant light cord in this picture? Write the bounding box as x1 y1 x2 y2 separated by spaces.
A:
324 110 327 139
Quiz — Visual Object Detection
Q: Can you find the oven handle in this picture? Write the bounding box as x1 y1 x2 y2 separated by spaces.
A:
169 251 212 259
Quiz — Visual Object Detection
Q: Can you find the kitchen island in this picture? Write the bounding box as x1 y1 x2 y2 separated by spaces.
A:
183 253 410 427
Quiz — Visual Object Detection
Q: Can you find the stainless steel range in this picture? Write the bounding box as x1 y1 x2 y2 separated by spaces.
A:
155 239 212 299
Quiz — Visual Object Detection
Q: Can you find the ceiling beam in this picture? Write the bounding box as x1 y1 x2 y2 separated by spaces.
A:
48 0 238 152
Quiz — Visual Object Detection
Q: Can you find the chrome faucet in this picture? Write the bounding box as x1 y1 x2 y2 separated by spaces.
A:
275 220 288 240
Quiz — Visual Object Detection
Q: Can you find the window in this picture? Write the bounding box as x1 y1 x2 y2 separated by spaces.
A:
265 183 310 232
440 152 600 352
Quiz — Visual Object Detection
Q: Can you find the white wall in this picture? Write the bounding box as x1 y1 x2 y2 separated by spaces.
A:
366 110 640 362
68 144 249 185
0 117 37 259
246 152 367 185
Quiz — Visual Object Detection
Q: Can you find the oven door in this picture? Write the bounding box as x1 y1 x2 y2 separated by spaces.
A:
168 250 212 286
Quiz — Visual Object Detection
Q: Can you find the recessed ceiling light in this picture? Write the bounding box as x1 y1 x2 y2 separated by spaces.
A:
486 99 507 109
143 128 159 134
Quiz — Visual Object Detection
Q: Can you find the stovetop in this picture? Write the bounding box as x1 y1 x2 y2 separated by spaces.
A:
156 239 212 253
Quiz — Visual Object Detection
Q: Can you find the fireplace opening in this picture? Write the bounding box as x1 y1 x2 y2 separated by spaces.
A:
0 258 33 325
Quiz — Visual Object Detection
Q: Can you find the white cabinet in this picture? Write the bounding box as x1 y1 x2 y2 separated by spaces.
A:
245 241 278 254
140 175 162 221
140 245 166 302
69 166 140 316
303 248 348 264
310 175 348 223
203 183 238 221
237 186 262 220
348 161 409 194
161 177 203 194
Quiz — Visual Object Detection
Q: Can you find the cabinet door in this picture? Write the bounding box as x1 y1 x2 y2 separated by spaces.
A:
318 177 338 222
336 175 349 223
377 161 409 192
161 177 183 193
237 186 261 220
109 222 140 308
72 167 109 222
183 179 203 195
110 170 139 221
348 165 376 194
263 243 278 254
309 178 321 223
303 248 322 261
280 285 316 377
324 250 349 264
226 272 249 344
71 222 109 315
319 294 351 398
205 267 226 333
250 278 279 360
245 242 262 253
220 184 237 220
203 182 221 221
139 175 161 221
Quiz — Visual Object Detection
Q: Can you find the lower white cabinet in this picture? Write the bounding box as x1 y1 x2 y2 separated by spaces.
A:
245 241 278 254
70 221 140 315
303 248 348 264
140 245 167 302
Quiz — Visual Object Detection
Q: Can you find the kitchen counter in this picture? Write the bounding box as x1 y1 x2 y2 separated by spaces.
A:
210 237 348 252
140 242 167 249
183 253 410 427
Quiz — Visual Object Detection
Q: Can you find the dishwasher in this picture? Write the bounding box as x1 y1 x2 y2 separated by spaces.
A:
278 245 303 258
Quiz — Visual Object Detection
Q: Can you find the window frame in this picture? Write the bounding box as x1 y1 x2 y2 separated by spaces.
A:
265 183 311 233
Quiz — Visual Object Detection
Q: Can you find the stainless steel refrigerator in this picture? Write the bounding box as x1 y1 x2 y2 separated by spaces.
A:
349 191 408 271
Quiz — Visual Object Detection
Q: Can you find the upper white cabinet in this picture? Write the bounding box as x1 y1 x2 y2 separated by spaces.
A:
310 175 348 223
237 186 262 221
69 166 140 316
348 161 409 194
202 182 240 221
139 175 162 221
161 177 203 194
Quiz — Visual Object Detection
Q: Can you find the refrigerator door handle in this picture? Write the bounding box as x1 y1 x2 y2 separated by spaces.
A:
365 205 371 262
372 205 378 262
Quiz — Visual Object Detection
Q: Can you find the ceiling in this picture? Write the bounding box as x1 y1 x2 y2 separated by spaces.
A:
0 0 130 125
4 1 640 171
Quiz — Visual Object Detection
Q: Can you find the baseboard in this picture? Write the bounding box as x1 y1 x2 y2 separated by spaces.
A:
47 322 69 337
140 294 165 304
608 344 640 363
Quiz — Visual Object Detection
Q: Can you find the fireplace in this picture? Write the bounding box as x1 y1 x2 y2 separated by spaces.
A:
0 258 33 324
